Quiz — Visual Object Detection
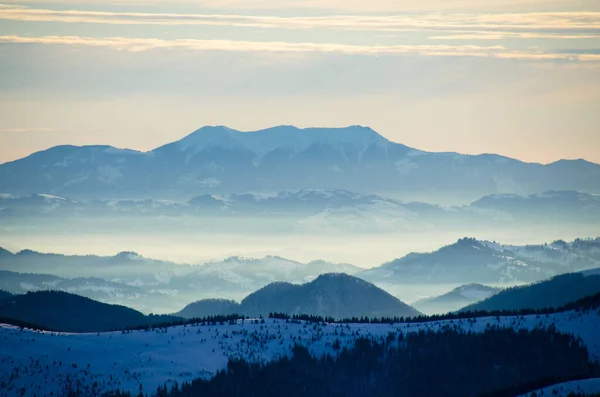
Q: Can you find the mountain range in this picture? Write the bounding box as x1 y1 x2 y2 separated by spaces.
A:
0 270 171 313
359 237 600 285
471 190 600 223
2 237 599 313
1 126 599 202
2 189 598 236
0 274 421 330
0 250 361 312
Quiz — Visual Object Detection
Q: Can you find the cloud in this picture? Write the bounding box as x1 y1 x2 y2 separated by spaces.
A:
429 32 600 40
1 0 599 13
1 34 599 61
0 127 56 132
0 4 599 40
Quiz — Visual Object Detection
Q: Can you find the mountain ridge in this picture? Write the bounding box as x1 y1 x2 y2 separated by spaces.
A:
2 125 599 200
359 236 600 285
6 125 600 167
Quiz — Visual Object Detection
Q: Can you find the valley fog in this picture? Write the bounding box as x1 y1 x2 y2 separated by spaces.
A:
1 224 597 269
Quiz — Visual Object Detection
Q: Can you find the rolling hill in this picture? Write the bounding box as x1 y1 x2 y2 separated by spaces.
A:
461 271 600 312
0 290 180 332
178 273 422 319
174 298 240 319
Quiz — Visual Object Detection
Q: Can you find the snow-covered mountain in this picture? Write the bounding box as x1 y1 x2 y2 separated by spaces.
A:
359 237 600 285
192 256 361 285
2 189 598 235
412 283 502 315
0 248 191 286
0 189 435 235
1 126 599 201
471 190 600 223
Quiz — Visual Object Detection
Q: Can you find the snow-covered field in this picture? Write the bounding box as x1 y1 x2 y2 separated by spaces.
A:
1 310 599 397
519 378 600 397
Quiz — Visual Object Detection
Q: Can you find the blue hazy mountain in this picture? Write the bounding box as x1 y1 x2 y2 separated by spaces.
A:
359 237 600 285
471 190 600 223
1 126 599 201
412 284 502 315
177 273 422 319
0 248 362 313
2 189 598 236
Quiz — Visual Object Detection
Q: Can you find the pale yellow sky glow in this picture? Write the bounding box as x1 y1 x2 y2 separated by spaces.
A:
0 0 599 164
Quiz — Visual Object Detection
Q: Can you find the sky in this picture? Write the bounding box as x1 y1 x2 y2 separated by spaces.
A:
0 0 599 164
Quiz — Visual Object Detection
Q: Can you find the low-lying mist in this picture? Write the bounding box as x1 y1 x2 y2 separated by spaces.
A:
1 219 597 268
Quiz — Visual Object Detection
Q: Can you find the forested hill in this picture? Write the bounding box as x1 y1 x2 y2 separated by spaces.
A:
462 272 600 312
0 290 181 332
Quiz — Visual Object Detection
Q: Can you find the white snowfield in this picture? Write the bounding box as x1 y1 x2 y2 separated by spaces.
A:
0 310 599 397
519 378 600 397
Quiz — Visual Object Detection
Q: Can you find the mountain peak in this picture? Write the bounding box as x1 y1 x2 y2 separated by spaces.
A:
155 125 392 158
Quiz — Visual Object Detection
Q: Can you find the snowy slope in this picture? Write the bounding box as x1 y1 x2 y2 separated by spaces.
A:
1 310 599 396
519 378 600 397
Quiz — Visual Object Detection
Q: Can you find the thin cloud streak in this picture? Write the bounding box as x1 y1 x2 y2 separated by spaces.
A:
1 4 599 40
1 0 599 13
0 127 56 132
1 34 599 61
429 32 600 40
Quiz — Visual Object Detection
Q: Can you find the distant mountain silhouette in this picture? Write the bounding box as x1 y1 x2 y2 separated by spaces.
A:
0 248 189 285
0 290 12 301
0 248 360 287
0 270 177 314
359 237 600 285
176 273 421 319
2 190 598 235
1 126 598 200
461 271 600 312
471 190 600 223
174 299 240 318
412 284 502 315
0 290 181 332
0 251 363 313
